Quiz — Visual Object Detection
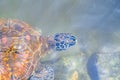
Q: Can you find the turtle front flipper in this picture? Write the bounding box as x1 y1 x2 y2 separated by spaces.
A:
40 33 76 54
28 65 54 80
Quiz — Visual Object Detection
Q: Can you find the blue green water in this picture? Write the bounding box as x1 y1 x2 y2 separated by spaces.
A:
0 0 120 80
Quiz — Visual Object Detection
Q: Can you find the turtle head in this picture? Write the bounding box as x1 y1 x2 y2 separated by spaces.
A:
47 33 76 51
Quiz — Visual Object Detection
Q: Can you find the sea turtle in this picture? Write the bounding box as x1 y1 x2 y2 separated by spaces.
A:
0 19 76 80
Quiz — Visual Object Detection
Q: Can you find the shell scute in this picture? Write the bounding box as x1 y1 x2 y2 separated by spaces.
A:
0 19 41 80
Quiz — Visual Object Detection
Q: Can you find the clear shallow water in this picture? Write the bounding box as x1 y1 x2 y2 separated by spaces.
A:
0 0 120 80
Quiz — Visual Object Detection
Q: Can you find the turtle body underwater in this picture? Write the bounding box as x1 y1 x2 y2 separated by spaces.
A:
0 19 76 80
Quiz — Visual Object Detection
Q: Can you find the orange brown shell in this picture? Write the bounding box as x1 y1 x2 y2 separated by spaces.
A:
0 19 42 80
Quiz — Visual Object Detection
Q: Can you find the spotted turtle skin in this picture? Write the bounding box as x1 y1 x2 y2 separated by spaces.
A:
0 19 76 80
